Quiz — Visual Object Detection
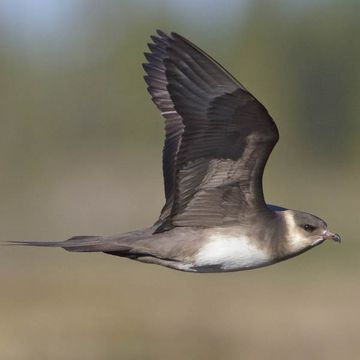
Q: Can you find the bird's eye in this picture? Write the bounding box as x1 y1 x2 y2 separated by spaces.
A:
303 224 315 232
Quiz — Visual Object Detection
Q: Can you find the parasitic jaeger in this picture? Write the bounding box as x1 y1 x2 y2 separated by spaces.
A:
11 30 341 272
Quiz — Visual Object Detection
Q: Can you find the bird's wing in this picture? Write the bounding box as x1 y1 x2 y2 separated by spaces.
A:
143 32 185 222
143 31 279 232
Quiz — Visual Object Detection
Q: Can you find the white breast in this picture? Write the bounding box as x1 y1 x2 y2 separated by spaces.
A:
194 233 272 271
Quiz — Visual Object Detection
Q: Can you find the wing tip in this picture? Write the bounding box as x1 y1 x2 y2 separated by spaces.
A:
156 29 168 37
170 31 182 40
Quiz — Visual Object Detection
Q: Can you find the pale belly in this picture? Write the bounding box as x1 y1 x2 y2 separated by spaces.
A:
190 234 274 272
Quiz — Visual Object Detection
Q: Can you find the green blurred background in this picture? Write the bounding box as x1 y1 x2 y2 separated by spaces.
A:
0 0 359 359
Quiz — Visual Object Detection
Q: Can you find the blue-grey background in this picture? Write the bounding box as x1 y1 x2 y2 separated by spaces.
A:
0 1 359 359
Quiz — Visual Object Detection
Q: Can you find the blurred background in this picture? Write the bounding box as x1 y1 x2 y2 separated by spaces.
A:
0 0 359 359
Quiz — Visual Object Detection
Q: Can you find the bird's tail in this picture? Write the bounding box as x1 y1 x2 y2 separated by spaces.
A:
5 236 106 252
4 229 154 253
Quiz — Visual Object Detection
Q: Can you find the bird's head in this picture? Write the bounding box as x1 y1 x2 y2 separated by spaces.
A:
282 210 341 253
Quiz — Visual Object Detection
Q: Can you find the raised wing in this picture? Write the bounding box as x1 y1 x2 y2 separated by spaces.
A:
143 31 279 232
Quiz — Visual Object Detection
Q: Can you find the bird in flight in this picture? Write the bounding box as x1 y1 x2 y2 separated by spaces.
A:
12 30 341 272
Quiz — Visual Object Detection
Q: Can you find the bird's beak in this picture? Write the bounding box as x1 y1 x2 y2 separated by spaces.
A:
323 230 341 243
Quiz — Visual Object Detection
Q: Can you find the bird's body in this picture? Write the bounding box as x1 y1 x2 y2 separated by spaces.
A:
11 30 340 272
21 208 337 273
43 224 276 273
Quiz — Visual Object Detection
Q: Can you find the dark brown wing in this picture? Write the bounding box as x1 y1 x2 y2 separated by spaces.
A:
143 31 279 232
143 31 184 221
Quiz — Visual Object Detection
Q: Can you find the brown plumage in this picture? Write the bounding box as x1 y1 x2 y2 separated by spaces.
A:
9 31 340 272
144 31 279 232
